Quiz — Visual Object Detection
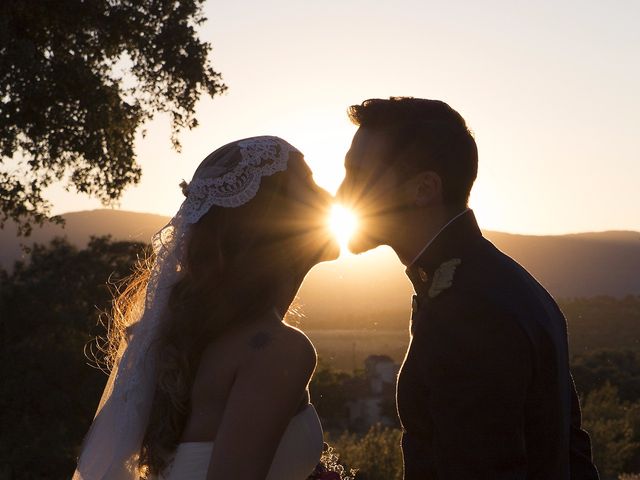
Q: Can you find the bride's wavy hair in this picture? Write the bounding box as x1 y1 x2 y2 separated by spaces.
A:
103 149 301 477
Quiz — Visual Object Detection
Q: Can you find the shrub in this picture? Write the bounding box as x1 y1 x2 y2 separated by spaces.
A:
327 425 403 480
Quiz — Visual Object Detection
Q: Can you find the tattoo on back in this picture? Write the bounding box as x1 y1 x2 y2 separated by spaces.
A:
249 331 272 350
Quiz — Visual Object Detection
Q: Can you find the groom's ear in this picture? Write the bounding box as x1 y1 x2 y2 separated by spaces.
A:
411 171 443 207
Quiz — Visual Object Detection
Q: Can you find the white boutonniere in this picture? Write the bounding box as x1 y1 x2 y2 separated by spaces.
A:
428 258 462 298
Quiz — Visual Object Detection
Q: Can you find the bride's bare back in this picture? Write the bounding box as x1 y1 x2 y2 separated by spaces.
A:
179 311 317 479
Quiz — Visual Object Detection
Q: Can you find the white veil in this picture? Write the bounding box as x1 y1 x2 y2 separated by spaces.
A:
72 136 301 479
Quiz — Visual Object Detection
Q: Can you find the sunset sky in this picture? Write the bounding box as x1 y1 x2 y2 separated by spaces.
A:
47 0 640 235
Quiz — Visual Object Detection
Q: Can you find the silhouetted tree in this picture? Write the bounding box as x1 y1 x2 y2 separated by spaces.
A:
0 236 144 478
310 361 355 431
581 382 640 479
572 350 640 403
0 1 226 235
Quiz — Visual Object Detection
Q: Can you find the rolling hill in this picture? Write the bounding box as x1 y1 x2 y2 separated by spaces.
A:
2 209 639 329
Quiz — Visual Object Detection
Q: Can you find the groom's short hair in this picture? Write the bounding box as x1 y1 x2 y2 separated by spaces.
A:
348 97 478 208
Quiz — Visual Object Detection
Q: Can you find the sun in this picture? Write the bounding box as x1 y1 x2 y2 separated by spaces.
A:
329 204 358 252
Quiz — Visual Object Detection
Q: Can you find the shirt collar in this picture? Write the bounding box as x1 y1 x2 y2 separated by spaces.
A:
404 208 483 295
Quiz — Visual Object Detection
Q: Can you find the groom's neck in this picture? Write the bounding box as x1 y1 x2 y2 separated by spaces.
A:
391 206 465 266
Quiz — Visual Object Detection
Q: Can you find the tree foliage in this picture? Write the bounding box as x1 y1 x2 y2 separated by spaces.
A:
581 382 640 479
572 350 640 403
0 236 147 477
0 0 226 235
310 360 356 431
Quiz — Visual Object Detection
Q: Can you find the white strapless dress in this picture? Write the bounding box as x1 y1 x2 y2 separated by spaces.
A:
156 404 323 480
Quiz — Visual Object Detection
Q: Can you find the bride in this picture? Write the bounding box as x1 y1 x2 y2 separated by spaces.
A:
73 136 340 479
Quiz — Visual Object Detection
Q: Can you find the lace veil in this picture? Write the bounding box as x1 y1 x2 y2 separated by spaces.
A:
72 136 302 479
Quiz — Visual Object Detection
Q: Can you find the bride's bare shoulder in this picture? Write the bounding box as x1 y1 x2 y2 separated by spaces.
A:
283 323 316 362
201 317 316 371
234 322 315 380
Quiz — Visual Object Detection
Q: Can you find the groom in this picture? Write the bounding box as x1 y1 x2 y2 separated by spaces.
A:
336 97 599 479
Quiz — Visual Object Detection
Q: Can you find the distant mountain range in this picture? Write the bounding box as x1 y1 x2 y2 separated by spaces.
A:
2 209 639 327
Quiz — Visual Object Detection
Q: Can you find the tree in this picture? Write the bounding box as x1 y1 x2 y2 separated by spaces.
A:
310 360 354 430
572 349 640 403
0 0 226 235
581 382 640 479
0 236 145 477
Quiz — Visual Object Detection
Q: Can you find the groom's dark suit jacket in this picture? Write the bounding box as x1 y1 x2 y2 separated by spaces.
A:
397 209 599 480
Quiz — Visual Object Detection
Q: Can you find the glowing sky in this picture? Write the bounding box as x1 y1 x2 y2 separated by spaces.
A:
47 0 640 235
